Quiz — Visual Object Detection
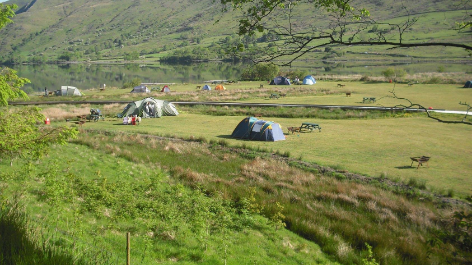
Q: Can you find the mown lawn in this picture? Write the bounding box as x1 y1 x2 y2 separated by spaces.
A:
73 113 472 197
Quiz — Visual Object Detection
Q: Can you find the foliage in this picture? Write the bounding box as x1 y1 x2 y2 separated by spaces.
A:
0 107 78 163
123 51 139 61
219 0 471 65
122 78 141 89
0 67 29 106
381 67 406 81
362 243 379 265
431 211 472 252
240 63 279 81
0 3 16 29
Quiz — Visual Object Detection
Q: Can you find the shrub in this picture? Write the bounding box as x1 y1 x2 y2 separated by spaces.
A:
241 63 279 81
381 67 406 82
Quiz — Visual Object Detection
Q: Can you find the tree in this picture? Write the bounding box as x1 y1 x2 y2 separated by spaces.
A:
0 108 78 165
220 0 472 65
0 3 16 29
0 68 29 106
0 4 78 165
381 67 406 82
241 63 279 81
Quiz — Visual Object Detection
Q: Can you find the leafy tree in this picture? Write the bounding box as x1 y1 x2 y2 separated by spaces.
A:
241 63 279 81
0 68 29 106
220 0 472 65
123 51 139 61
381 67 406 82
0 4 78 165
0 108 78 165
0 3 16 29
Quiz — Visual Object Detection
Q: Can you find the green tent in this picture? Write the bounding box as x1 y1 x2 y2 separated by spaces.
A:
118 97 179 118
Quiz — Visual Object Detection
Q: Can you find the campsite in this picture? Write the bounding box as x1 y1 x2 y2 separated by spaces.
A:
3 76 472 264
1 0 472 264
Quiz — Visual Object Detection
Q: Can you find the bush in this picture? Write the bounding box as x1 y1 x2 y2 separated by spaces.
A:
381 67 406 82
241 63 279 81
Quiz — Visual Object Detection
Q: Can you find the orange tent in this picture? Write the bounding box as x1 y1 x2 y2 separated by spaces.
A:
215 84 226 90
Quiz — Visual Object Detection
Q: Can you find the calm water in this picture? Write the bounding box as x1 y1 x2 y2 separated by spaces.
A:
6 61 472 94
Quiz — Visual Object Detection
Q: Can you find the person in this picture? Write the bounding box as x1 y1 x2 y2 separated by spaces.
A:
123 116 129 125
44 87 48 96
294 76 299 84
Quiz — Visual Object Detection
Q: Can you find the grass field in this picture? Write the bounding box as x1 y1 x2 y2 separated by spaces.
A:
31 81 472 197
27 81 472 112
56 112 472 197
4 80 472 264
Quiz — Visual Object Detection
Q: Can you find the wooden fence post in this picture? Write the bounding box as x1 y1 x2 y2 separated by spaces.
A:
127 232 130 265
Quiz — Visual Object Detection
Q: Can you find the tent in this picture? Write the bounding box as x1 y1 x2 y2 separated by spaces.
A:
215 84 226 90
303 75 316 85
231 117 285 142
118 97 179 118
161 85 171 92
270 76 291 85
464 81 472 88
131 85 150 93
55 86 82 96
202 85 211 91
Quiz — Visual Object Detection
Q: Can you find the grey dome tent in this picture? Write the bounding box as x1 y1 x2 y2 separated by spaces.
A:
303 75 316 85
202 85 211 90
270 76 291 85
231 117 285 142
55 86 82 96
118 97 179 118
464 81 472 88
131 85 150 93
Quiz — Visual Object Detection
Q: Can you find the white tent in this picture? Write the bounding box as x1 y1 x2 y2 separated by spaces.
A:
55 86 82 96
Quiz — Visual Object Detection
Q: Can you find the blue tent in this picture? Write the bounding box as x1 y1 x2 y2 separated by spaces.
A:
464 81 472 88
270 76 291 85
303 75 316 85
202 85 212 90
231 117 285 142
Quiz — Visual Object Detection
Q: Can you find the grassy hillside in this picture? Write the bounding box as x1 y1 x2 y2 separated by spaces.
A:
2 128 471 264
0 0 470 63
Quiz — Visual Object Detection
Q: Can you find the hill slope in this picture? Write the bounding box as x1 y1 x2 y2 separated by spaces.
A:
0 0 470 63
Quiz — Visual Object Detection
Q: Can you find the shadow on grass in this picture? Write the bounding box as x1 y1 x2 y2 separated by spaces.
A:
216 135 233 139
395 165 417 169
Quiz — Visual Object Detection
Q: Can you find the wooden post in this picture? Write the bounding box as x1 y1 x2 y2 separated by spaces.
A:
127 232 130 265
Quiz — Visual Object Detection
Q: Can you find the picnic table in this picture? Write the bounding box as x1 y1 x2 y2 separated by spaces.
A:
269 93 280 99
300 122 321 132
363 97 376 103
410 156 430 169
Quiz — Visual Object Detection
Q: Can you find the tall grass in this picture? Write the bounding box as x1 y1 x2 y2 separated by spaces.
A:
1 140 334 264
0 196 111 265
179 105 416 120
70 131 471 264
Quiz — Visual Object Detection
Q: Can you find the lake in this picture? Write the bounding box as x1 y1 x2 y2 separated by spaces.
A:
5 61 472 94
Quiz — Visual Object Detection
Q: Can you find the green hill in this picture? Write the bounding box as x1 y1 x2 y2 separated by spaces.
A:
0 0 470 63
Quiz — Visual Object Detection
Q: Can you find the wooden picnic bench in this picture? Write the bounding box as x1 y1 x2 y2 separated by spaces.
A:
269 93 280 99
363 97 376 103
196 85 201 90
410 156 430 169
300 122 321 132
